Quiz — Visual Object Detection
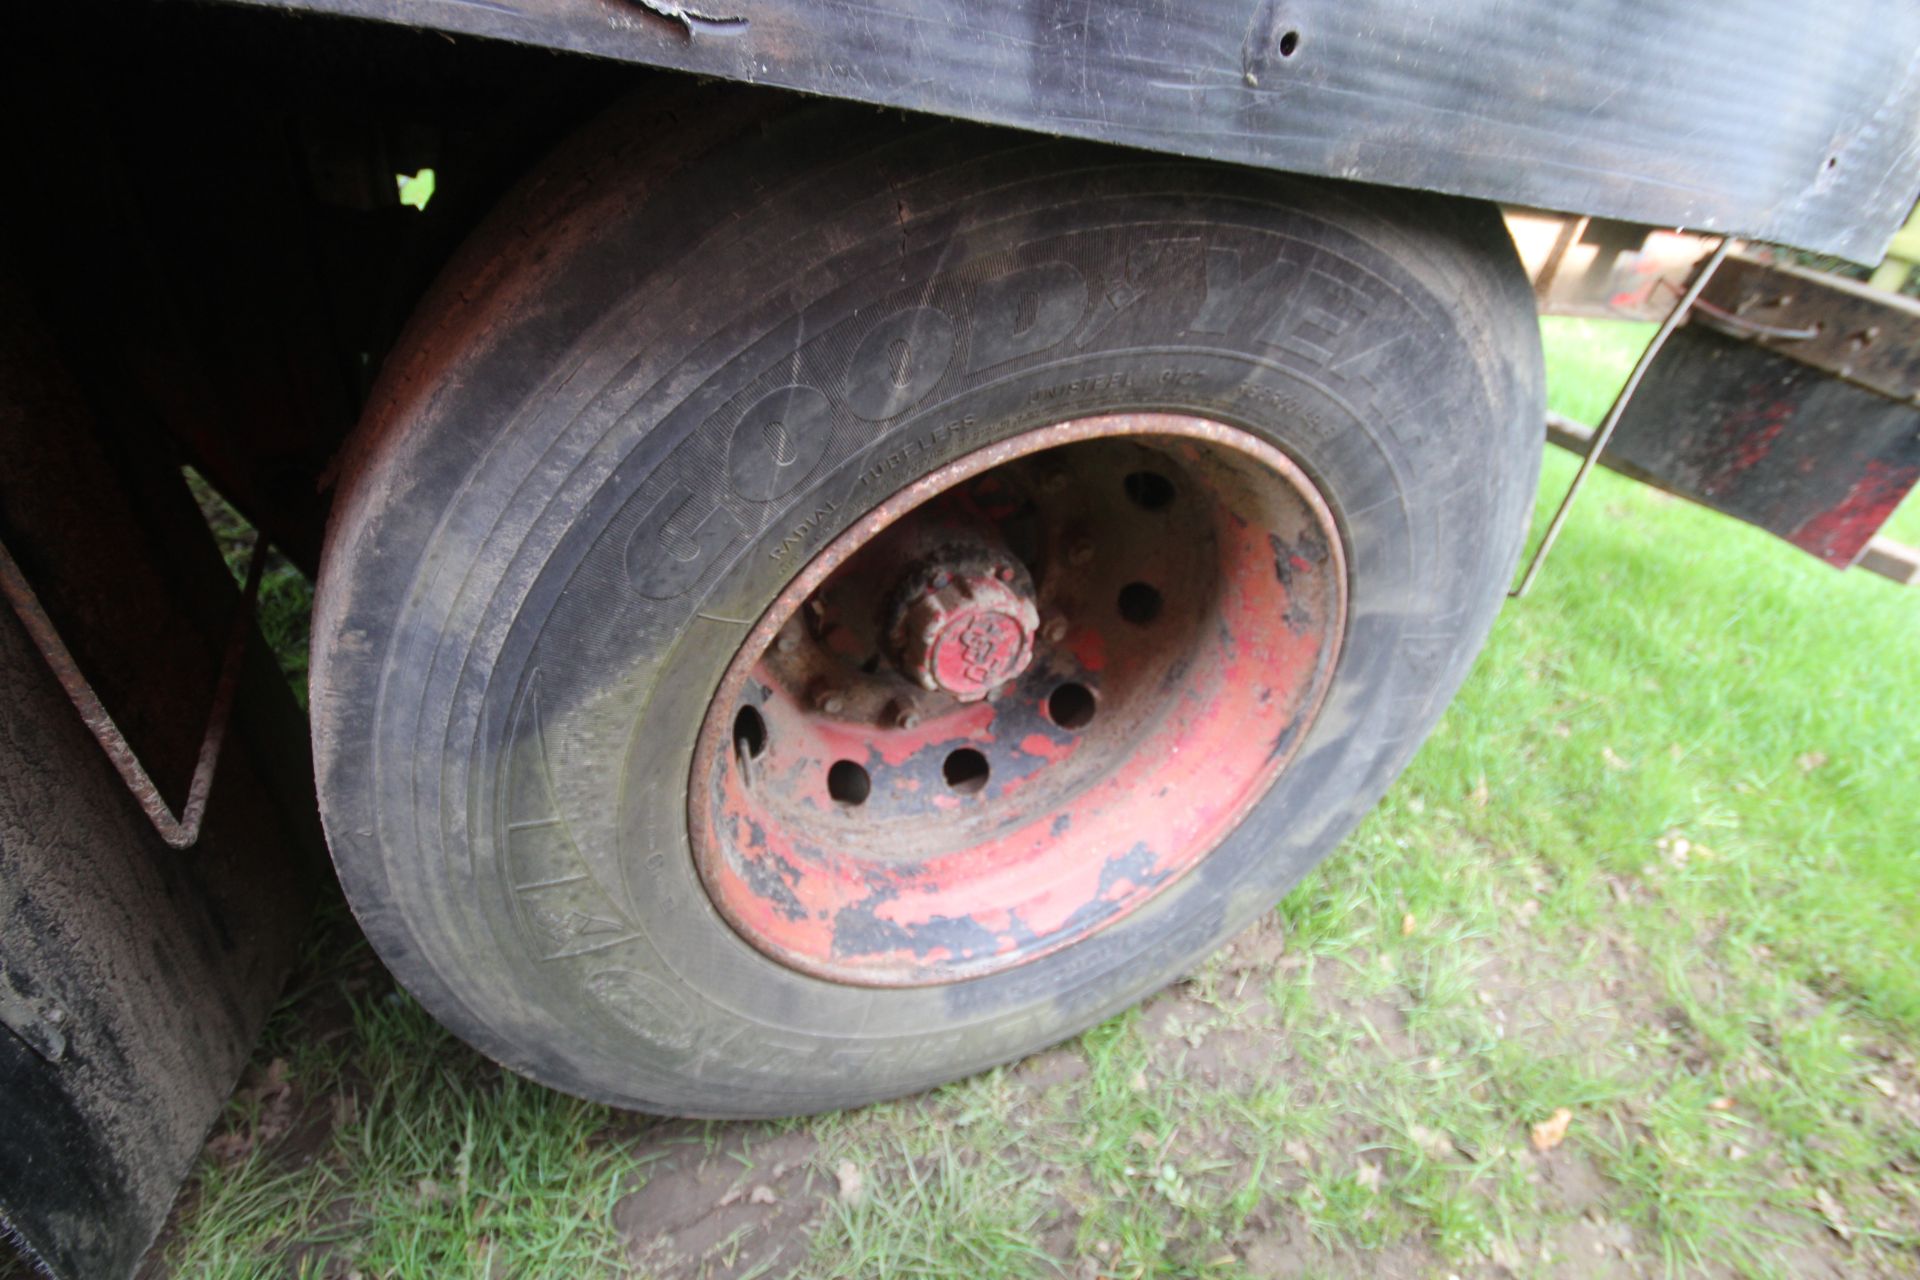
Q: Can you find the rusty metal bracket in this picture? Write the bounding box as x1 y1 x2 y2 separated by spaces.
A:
1690 252 1920 403
1510 239 1731 599
1689 295 1821 343
0 533 265 849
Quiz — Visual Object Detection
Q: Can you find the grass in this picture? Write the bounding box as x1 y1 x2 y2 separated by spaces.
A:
140 317 1920 1279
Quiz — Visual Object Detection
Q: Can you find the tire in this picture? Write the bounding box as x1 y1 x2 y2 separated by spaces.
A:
311 92 1543 1116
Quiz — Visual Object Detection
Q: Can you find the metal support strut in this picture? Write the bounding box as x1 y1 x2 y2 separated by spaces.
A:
1510 238 1731 599
0 533 266 849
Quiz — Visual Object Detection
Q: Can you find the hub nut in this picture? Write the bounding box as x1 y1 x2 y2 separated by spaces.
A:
888 559 1040 702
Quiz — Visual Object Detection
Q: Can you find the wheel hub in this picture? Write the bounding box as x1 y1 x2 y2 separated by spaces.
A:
887 548 1039 702
687 413 1347 987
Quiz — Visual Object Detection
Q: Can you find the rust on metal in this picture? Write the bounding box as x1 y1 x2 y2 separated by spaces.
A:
1546 410 1920 586
0 533 266 849
1692 252 1920 404
687 412 1347 986
1689 296 1820 343
1595 256 1920 570
1529 247 1920 576
1508 210 1713 322
884 514 1040 702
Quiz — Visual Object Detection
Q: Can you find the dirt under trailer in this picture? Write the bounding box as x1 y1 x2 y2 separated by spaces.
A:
3 2 1919 1275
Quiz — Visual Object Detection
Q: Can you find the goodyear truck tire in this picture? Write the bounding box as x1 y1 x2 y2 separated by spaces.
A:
310 94 1543 1116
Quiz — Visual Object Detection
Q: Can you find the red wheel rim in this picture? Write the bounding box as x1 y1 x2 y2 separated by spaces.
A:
688 413 1347 986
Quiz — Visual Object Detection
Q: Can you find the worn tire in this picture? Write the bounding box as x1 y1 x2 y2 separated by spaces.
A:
311 94 1543 1116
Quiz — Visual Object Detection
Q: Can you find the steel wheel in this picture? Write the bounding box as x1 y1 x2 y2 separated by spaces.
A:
693 414 1345 984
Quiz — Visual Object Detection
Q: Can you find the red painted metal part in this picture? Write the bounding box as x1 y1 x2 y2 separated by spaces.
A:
687 414 1346 986
891 566 1038 702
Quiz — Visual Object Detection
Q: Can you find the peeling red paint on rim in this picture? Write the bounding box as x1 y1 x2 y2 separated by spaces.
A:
687 413 1347 986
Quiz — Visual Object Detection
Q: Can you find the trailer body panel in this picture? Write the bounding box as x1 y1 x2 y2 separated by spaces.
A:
219 0 1920 262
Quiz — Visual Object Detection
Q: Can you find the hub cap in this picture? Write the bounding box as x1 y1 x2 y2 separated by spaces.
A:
688 413 1347 986
887 533 1040 701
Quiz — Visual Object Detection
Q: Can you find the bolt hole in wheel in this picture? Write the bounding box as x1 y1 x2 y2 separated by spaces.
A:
826 760 871 806
1123 470 1177 511
732 704 768 762
1046 681 1097 730
690 414 1347 985
1117 581 1163 625
942 748 991 794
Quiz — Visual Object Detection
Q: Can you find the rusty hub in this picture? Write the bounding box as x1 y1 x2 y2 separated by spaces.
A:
887 538 1039 702
688 413 1347 986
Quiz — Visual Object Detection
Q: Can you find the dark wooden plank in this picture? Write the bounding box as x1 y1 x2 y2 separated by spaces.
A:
208 0 1920 262
1860 537 1920 586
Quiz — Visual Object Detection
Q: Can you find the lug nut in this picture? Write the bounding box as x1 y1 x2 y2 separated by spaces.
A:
1043 617 1069 644
1066 538 1094 566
